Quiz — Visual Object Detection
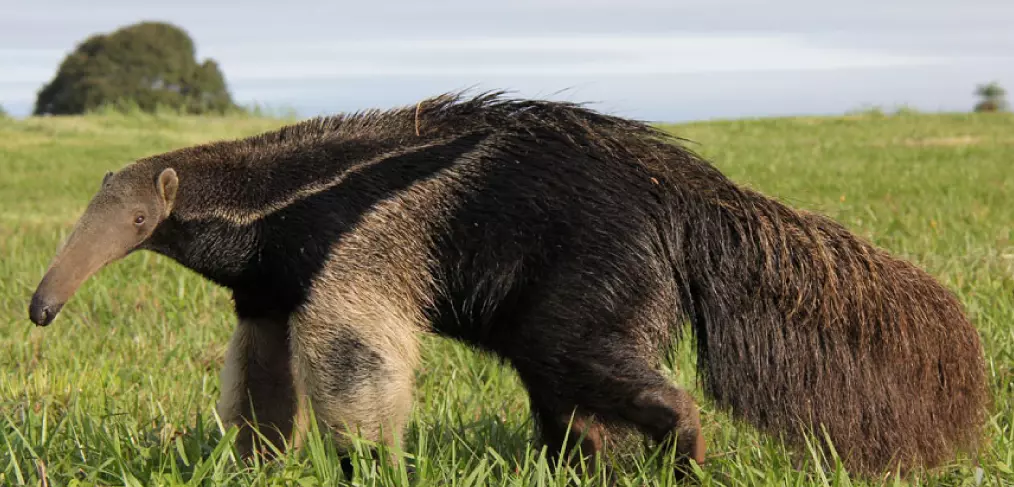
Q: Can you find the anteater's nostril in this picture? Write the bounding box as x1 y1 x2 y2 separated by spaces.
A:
29 294 60 327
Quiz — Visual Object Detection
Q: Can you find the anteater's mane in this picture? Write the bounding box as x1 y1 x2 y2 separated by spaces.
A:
242 90 692 164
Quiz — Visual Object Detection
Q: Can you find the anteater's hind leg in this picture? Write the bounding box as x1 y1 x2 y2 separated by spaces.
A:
216 315 296 458
514 339 705 477
504 266 706 478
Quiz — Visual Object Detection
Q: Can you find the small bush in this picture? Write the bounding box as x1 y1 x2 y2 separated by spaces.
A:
973 82 1008 113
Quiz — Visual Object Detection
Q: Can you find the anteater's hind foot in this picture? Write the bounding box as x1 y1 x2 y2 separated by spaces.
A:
627 386 706 478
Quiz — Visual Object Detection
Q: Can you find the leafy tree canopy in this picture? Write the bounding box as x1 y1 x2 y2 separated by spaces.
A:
34 21 239 115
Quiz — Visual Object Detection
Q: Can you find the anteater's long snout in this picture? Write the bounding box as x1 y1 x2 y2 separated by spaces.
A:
27 244 110 327
27 213 133 328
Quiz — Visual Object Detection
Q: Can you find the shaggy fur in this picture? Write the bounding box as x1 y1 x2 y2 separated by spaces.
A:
29 91 988 479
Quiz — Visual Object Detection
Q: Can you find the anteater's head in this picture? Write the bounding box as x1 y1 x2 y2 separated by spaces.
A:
29 166 178 326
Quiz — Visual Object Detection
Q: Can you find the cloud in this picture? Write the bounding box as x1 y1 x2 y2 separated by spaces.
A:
208 34 947 81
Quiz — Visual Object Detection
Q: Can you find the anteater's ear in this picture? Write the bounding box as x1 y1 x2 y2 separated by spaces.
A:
157 168 178 216
100 171 113 189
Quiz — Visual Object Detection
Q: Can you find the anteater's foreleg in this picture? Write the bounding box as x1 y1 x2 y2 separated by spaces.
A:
288 310 419 471
216 315 297 457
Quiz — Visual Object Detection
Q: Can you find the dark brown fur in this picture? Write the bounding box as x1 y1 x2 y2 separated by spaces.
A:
29 91 988 479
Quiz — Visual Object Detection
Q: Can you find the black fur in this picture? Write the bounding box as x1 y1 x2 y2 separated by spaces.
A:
323 335 384 396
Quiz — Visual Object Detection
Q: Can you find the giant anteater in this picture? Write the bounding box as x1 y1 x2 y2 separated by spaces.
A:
29 91 988 479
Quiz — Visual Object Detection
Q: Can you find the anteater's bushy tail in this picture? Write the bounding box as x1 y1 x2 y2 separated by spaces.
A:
653 149 989 476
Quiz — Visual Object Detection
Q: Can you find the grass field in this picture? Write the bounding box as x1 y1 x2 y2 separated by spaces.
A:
1 108 1012 486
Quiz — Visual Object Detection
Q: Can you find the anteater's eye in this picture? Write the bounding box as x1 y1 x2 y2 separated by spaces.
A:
134 215 145 225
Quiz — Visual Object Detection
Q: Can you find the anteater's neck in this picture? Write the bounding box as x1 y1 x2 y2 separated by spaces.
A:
145 213 259 289
144 212 299 317
135 130 448 318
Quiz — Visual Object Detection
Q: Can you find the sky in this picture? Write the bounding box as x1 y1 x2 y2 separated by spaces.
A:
1 0 1012 122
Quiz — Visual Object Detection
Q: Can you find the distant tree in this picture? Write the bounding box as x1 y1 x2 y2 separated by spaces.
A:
973 82 1008 113
33 21 238 115
0 104 8 119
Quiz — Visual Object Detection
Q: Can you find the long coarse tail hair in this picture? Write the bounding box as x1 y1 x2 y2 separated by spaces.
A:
650 144 990 477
